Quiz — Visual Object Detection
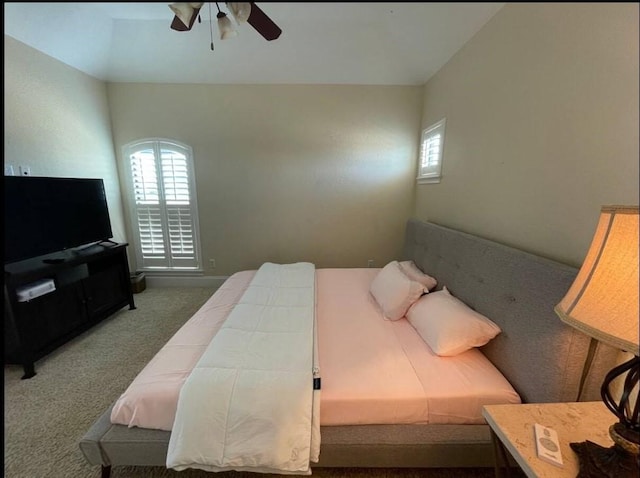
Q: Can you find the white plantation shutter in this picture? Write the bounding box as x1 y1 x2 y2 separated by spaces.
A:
162 149 195 266
124 140 201 271
417 118 446 184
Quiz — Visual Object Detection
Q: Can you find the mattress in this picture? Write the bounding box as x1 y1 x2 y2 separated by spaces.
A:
111 268 520 431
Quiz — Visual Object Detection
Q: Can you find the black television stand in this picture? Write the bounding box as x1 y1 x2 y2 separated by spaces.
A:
4 243 136 379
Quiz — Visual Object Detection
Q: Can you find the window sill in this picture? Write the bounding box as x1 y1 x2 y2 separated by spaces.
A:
417 177 441 184
136 269 204 277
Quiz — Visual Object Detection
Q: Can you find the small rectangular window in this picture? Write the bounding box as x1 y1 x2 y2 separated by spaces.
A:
417 118 446 184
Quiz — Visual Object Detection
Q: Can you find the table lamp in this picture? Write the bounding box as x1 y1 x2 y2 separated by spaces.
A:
555 205 639 477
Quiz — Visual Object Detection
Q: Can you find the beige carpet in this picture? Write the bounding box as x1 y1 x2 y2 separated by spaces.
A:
4 287 521 478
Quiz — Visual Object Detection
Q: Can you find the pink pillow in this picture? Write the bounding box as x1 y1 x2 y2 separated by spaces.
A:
406 287 501 356
398 260 437 291
370 261 426 321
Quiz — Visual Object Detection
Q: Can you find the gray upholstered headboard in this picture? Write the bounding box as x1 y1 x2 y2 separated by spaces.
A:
402 219 618 404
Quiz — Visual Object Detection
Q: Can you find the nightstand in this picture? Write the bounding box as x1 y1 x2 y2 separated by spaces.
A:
482 401 615 478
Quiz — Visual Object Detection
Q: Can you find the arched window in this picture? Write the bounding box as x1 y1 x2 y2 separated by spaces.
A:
122 139 201 272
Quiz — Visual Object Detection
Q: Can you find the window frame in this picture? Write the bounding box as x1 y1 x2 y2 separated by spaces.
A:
122 138 203 274
417 118 446 184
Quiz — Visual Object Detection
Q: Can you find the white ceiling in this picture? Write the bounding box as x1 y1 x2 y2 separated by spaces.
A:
4 2 505 85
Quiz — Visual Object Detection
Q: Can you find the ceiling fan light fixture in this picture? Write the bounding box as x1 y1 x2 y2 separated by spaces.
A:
227 2 251 24
169 1 281 44
217 11 238 39
169 2 204 30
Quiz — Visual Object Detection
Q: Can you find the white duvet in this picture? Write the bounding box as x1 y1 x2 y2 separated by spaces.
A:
166 262 320 474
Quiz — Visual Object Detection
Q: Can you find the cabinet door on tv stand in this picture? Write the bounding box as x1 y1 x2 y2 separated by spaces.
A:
16 285 87 354
82 266 129 319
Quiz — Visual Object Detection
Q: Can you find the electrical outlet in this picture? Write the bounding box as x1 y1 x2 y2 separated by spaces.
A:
19 165 31 176
367 259 374 268
209 259 216 269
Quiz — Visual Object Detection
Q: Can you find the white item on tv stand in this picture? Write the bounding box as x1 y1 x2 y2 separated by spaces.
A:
15 279 56 302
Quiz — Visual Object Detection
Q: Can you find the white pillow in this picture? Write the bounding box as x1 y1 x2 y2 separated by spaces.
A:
398 260 437 291
370 261 426 321
406 287 501 356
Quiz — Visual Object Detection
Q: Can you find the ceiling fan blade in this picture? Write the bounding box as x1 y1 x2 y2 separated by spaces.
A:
171 15 191 31
247 3 282 41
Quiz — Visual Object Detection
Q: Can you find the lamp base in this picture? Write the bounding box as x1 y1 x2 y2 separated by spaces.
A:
570 440 639 478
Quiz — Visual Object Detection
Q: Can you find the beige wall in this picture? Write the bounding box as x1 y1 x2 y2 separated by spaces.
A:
107 84 423 275
416 3 639 266
8 2 637 274
4 36 127 244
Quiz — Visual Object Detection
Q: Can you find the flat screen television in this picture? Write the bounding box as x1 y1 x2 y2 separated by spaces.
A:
4 176 114 264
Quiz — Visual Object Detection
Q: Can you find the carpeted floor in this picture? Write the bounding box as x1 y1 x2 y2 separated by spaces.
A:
4 287 523 478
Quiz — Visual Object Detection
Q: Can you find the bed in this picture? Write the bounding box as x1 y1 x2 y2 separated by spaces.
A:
80 219 619 476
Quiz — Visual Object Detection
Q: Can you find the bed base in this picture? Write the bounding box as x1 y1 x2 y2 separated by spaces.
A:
81 404 496 476
80 219 619 474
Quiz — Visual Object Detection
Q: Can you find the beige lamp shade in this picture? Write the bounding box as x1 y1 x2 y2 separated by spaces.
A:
228 2 252 24
217 12 238 39
169 3 204 29
555 206 639 355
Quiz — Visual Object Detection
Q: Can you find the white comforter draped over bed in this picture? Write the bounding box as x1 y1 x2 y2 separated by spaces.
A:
166 262 320 475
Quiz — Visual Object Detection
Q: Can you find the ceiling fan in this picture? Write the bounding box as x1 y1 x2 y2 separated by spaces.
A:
169 2 282 49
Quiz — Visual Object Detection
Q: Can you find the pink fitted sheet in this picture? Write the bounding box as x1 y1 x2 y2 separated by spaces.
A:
317 268 520 425
110 271 255 431
111 268 520 431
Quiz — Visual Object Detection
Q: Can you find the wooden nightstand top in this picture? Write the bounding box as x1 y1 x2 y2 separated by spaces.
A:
482 401 615 478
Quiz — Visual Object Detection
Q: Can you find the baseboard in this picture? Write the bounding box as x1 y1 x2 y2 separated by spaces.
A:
145 275 228 289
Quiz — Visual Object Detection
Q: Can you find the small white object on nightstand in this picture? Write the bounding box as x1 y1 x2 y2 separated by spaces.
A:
534 423 563 467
